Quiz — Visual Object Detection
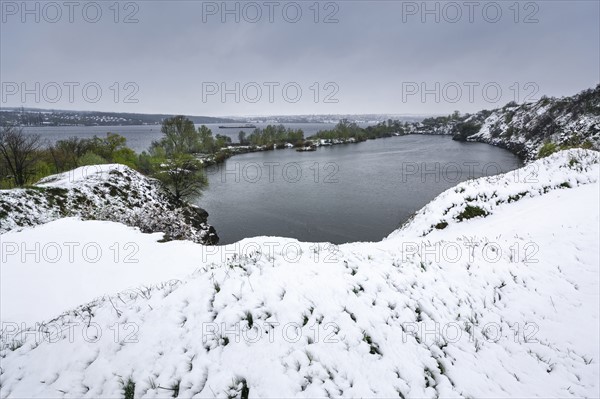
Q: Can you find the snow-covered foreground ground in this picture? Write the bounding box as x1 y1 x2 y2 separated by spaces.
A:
1 150 599 398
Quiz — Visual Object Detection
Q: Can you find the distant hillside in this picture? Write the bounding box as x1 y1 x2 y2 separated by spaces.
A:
0 108 237 127
409 85 600 160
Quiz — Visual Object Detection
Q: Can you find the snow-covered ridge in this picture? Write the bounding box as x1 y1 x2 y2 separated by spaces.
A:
390 149 600 239
412 85 600 160
0 164 219 245
1 150 598 397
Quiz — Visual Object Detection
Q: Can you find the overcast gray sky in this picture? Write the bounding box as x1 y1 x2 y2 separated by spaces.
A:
1 0 598 116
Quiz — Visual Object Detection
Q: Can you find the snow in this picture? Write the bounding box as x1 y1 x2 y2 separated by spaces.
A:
0 164 217 244
388 148 599 239
0 219 202 325
36 164 129 188
479 100 600 160
0 149 599 398
417 86 600 160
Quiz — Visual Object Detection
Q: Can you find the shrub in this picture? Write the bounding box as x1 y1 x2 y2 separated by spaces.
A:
453 122 481 141
112 149 138 168
568 157 580 168
31 160 53 182
122 378 135 399
456 205 488 221
214 150 231 164
78 151 108 166
434 221 448 230
135 152 156 175
537 142 558 158
581 140 594 149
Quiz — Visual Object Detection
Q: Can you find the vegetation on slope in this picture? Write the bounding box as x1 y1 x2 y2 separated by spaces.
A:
0 164 219 244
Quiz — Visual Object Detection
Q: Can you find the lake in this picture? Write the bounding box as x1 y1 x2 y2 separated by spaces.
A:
23 125 522 244
197 135 522 245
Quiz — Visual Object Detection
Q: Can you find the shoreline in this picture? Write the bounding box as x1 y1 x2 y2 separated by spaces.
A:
197 132 528 168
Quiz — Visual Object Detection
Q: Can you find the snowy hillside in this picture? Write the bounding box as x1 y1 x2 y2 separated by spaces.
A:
0 164 218 245
412 85 600 160
1 150 598 398
389 148 600 238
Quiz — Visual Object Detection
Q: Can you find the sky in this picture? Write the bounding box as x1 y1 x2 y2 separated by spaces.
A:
1 0 599 117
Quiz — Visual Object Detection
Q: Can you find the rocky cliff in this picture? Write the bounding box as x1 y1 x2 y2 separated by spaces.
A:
411 85 600 160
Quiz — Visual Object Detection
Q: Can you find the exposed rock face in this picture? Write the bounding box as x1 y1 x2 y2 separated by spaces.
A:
410 85 600 160
0 164 219 244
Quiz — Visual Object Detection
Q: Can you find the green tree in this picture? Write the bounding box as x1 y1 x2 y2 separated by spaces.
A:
79 151 108 166
153 115 201 155
136 151 157 175
89 133 137 167
238 131 247 145
198 125 217 154
150 117 209 200
215 134 232 150
155 154 207 201
453 121 481 141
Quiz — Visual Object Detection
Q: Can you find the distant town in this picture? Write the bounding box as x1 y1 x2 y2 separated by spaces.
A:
0 107 427 127
0 107 235 127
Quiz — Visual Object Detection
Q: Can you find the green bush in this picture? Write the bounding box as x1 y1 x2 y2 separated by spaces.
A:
78 151 108 166
537 142 558 158
112 149 138 169
434 221 448 230
122 378 135 399
31 161 53 183
453 121 482 141
456 205 488 221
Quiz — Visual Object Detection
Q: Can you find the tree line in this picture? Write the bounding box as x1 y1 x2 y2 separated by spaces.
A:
0 116 237 200
0 117 411 192
239 125 304 147
0 117 316 200
309 119 410 142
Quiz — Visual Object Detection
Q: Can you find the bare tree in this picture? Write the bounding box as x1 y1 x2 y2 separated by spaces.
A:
48 137 90 173
0 126 42 186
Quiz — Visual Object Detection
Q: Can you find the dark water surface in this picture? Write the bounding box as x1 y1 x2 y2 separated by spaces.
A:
198 135 522 244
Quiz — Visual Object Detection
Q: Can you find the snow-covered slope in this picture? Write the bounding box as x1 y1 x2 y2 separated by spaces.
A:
0 164 218 245
389 148 600 238
1 150 598 398
412 85 600 160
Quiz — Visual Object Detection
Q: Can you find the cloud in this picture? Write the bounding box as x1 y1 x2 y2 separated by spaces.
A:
1 1 598 116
